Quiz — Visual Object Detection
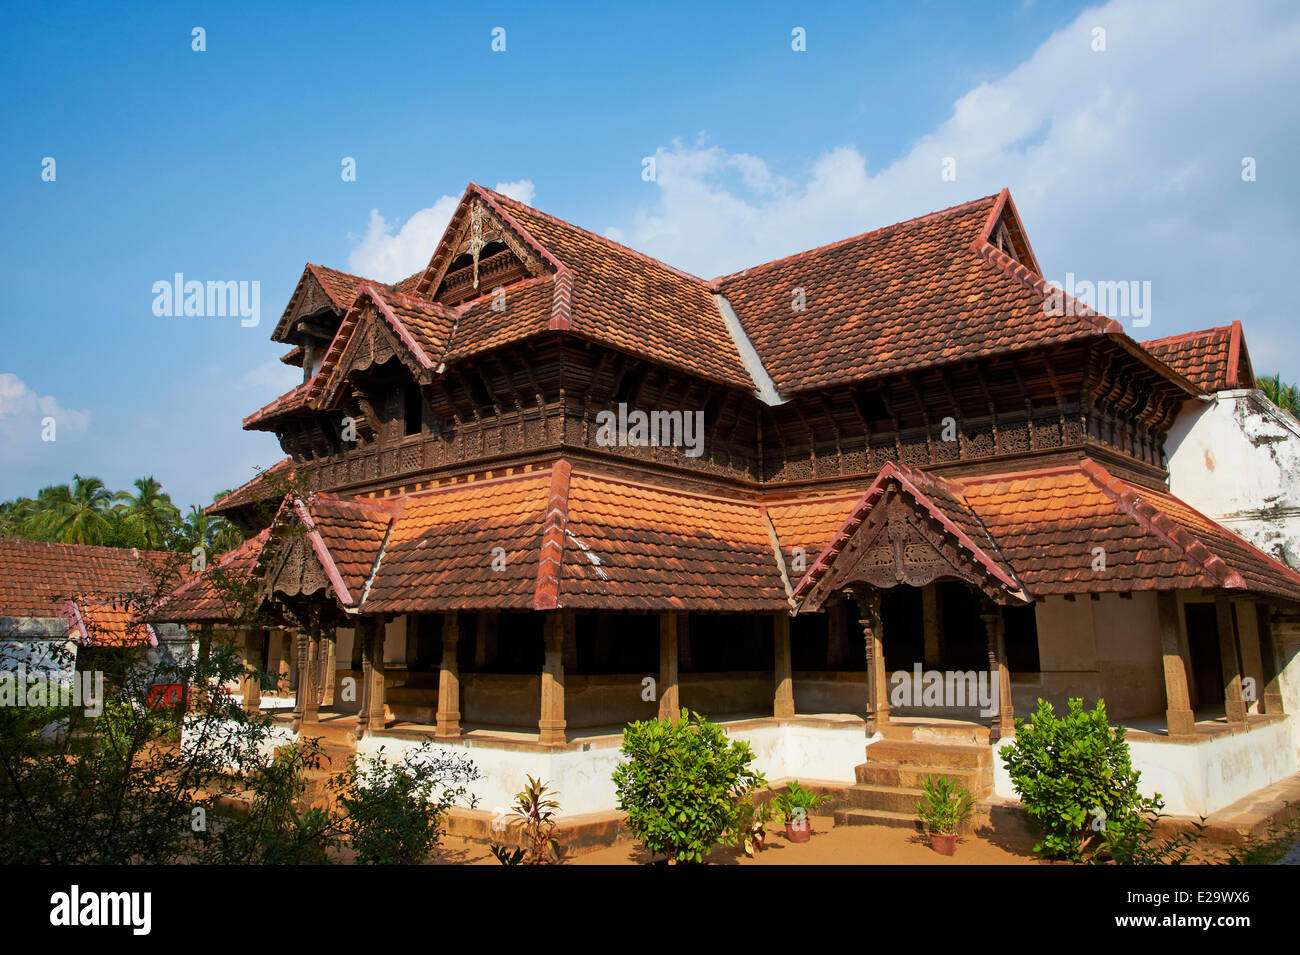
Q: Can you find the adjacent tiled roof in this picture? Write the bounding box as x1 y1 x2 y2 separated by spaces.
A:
271 263 380 344
0 539 159 619
159 529 270 623
958 459 1300 601
63 599 155 647
713 190 1119 394
244 382 312 430
1142 321 1254 392
293 496 394 604
763 493 862 560
207 458 293 517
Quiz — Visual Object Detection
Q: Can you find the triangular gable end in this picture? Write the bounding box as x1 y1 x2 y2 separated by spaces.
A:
261 498 356 609
411 185 560 305
794 462 1028 611
973 188 1042 275
309 287 437 412
272 265 347 345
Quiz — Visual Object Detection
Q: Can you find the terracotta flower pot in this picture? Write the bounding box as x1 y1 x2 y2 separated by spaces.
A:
786 819 812 843
929 832 957 856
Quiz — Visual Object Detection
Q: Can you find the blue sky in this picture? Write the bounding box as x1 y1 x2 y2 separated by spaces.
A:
2 0 1297 511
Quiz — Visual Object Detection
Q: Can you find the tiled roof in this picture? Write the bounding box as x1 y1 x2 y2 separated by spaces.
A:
0 539 161 619
479 186 755 389
63 599 155 648
159 529 270 623
1142 321 1254 392
293 496 394 605
243 382 312 430
763 493 862 560
959 459 1300 601
207 458 293 517
713 190 1119 394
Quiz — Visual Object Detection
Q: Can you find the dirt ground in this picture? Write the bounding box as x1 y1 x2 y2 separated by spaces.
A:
436 821 1042 865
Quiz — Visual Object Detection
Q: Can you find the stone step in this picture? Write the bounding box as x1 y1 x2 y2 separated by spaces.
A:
834 807 921 830
839 784 932 814
298 721 359 747
854 761 988 792
864 739 992 770
879 720 990 745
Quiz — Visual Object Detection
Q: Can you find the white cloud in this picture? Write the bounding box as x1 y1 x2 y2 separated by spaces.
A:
0 373 90 436
347 179 537 283
601 0 1300 373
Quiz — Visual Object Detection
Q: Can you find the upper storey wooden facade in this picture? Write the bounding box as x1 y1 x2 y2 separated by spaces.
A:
242 185 1201 507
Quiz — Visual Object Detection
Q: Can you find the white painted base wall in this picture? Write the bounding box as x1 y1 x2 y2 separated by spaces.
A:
992 716 1299 817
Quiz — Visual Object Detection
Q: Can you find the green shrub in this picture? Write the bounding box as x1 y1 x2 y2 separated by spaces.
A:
332 743 480 864
1001 697 1162 862
772 779 831 825
612 709 765 864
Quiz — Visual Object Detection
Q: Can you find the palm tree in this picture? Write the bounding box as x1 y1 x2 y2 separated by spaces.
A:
1259 373 1300 418
114 476 181 549
44 475 115 545
182 505 243 556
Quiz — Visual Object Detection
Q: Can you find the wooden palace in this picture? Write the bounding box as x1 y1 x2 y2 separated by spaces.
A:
162 184 1300 819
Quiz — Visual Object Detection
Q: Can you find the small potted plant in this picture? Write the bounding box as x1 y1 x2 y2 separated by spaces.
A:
915 774 974 856
727 788 775 857
775 780 831 843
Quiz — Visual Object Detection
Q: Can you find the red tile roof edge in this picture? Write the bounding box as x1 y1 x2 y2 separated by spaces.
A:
971 240 1123 336
533 459 573 610
243 381 311 428
974 187 1043 276
709 193 1002 288
206 459 292 515
1077 458 1246 589
291 497 355 606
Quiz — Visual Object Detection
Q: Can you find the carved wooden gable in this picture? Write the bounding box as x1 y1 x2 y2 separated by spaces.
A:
319 302 428 411
797 469 1028 611
425 197 545 305
264 527 331 602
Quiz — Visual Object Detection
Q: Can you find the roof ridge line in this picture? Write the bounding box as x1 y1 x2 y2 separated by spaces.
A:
1140 324 1234 348
1077 458 1244 589
533 459 573 610
478 183 714 287
971 239 1122 335
710 193 1001 287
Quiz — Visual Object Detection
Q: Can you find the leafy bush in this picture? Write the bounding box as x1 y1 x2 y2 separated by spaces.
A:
332 743 480 864
1001 698 1162 862
915 775 974 835
612 709 765 864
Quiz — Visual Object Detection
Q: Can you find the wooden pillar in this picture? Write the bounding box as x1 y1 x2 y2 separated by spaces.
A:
240 629 263 713
774 612 796 718
436 613 462 738
367 618 388 733
1215 597 1248 724
922 583 943 667
538 611 568 745
849 586 888 731
301 628 321 727
1233 600 1266 715
658 612 682 721
320 631 337 708
1158 592 1197 737
826 597 847 670
356 620 373 740
1258 604 1285 715
981 606 1014 742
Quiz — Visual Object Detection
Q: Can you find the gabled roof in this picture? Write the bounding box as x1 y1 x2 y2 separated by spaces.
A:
791 461 1026 608
62 598 156 648
160 529 270 623
0 539 162 619
1142 321 1255 392
244 382 312 430
712 189 1120 395
207 458 293 517
959 458 1300 601
271 263 384 344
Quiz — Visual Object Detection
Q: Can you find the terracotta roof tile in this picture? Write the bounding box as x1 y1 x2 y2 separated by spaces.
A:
207 459 293 516
1142 321 1254 391
160 529 270 623
0 539 160 619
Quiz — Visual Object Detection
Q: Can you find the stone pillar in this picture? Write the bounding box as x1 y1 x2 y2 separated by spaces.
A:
922 583 943 667
773 612 796 718
850 586 888 731
1215 597 1248 724
436 613 462 738
826 597 847 670
1258 604 1285 715
240 628 263 713
1233 600 1266 715
320 631 337 708
658 612 681 722
301 628 321 727
538 611 568 745
981 607 1014 742
370 619 388 732
1157 591 1197 737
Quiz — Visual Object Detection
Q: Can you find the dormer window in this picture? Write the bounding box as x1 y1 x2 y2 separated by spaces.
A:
403 383 423 436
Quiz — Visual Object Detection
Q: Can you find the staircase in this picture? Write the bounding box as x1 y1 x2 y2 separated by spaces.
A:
832 722 994 832
297 720 358 810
